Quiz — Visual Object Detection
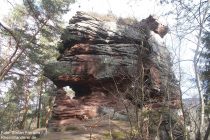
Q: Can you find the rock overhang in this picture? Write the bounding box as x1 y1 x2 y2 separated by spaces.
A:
44 11 178 96
44 11 180 126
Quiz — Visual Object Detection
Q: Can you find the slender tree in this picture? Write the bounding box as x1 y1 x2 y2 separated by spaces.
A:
201 19 210 140
0 0 75 130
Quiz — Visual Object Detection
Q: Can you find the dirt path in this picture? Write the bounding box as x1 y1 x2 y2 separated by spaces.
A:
38 120 131 140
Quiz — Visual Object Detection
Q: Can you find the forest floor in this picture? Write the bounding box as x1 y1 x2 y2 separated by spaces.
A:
37 119 131 140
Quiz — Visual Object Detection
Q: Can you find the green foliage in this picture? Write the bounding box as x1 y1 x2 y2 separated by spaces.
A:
0 0 75 131
57 42 65 53
41 0 75 16
0 89 21 131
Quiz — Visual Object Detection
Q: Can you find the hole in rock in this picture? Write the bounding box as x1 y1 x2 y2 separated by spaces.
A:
71 84 91 99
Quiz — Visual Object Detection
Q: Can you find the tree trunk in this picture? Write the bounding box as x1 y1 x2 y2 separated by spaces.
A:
44 96 55 127
193 2 209 138
194 23 205 140
19 76 30 129
204 119 210 140
0 20 49 81
37 81 43 128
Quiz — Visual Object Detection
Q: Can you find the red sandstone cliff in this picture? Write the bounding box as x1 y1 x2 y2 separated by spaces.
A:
44 12 180 127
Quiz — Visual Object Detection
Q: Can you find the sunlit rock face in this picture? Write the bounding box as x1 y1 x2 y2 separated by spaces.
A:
44 11 180 127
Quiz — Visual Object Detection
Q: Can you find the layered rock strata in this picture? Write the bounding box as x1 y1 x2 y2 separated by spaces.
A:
44 12 180 127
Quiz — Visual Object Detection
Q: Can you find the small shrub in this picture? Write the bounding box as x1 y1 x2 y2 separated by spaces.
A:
104 131 126 140
64 125 79 131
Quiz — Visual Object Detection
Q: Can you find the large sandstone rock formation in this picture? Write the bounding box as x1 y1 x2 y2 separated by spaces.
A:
44 12 180 127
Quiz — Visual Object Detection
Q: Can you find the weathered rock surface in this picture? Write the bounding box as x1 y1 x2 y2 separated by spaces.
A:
44 11 180 127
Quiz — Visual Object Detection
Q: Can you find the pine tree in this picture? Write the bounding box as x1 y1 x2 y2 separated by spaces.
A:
0 0 75 130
